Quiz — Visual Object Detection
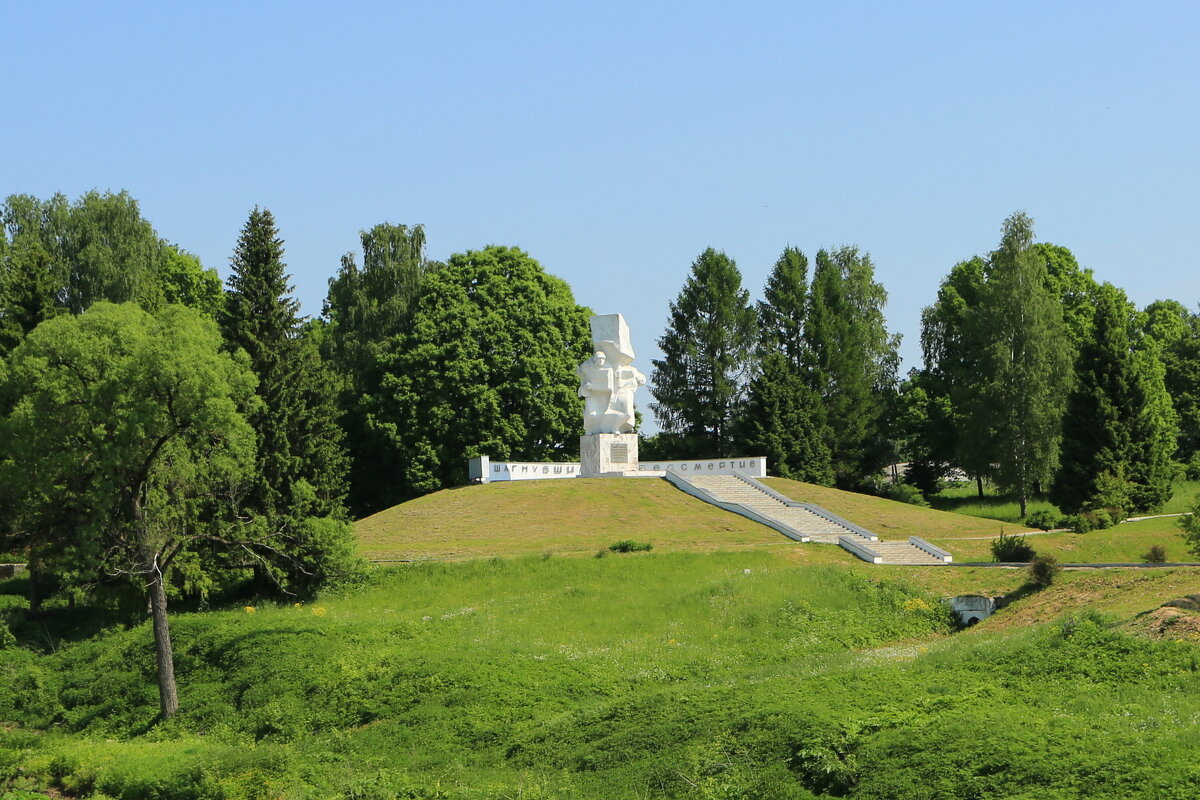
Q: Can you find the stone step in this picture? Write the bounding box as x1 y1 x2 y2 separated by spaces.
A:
868 542 945 566
669 472 952 566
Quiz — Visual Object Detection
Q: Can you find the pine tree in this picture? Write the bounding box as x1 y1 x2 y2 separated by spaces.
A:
650 248 757 457
802 246 899 487
1050 286 1137 513
222 208 350 591
967 212 1072 517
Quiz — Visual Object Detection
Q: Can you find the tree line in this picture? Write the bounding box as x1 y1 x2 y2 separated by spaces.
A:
2 193 1199 715
648 211 1200 524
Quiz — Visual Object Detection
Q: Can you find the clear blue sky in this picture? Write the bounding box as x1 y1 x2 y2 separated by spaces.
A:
5 1 1198 427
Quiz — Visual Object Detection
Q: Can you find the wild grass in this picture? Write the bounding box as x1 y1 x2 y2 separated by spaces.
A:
3 553 1200 798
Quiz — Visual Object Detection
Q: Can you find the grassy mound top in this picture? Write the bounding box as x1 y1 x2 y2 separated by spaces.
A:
354 478 838 562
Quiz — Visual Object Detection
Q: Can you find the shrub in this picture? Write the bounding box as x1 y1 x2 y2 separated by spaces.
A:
880 482 929 507
1024 510 1059 531
608 540 653 553
1178 494 1200 557
1141 545 1168 564
1065 513 1095 534
1028 555 1061 588
1186 453 1200 481
991 533 1036 563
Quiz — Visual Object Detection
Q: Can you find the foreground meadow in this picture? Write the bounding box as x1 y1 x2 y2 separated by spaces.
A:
3 552 1200 799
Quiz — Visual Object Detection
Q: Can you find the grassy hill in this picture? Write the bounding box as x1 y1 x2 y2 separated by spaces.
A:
3 552 1200 799
3 477 1200 798
356 475 1193 568
355 478 833 562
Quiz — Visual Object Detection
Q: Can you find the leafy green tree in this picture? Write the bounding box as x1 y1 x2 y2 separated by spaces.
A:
1 191 219 353
802 246 900 487
222 208 351 590
324 223 432 515
920 244 1097 499
1144 300 1200 471
160 244 222 317
1033 243 1100 349
966 212 1073 517
919 257 989 494
56 190 168 314
650 248 757 458
1 302 257 719
891 371 956 495
367 245 591 500
1051 285 1177 514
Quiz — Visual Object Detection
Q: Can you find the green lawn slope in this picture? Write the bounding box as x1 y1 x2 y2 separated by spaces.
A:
355 478 842 562
3 554 1200 799
355 475 1196 568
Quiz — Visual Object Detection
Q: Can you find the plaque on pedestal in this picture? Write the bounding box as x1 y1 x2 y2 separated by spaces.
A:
580 433 639 477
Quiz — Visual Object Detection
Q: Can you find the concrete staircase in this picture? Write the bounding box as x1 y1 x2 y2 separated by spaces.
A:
680 475 871 544
667 472 952 567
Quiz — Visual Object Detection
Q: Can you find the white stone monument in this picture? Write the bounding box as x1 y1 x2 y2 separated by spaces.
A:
578 313 646 477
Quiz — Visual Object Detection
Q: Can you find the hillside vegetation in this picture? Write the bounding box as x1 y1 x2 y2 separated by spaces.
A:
3 553 1200 799
356 475 1195 567
356 479 816 562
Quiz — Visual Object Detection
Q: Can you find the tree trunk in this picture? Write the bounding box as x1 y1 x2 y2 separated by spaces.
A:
976 476 984 499
148 566 180 720
1019 494 1028 519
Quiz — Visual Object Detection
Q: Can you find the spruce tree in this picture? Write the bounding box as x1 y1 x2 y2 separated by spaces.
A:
802 246 899 488
1050 286 1137 513
1051 286 1178 514
738 246 833 483
223 208 350 590
650 248 757 457
967 212 1072 517
738 351 833 483
758 246 808 370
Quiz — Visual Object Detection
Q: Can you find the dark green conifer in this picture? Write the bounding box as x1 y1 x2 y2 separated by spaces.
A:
1051 285 1177 514
222 208 351 591
650 248 757 457
802 246 899 487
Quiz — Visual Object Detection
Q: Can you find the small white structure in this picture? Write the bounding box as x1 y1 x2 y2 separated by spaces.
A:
467 455 767 483
948 595 997 626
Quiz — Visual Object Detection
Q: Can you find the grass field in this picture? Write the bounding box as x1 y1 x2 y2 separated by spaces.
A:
355 479 819 562
353 475 1197 569
3 553 1200 798
927 516 1192 563
927 479 1200 523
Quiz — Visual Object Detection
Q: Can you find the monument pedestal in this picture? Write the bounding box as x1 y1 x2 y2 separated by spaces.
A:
580 433 640 477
